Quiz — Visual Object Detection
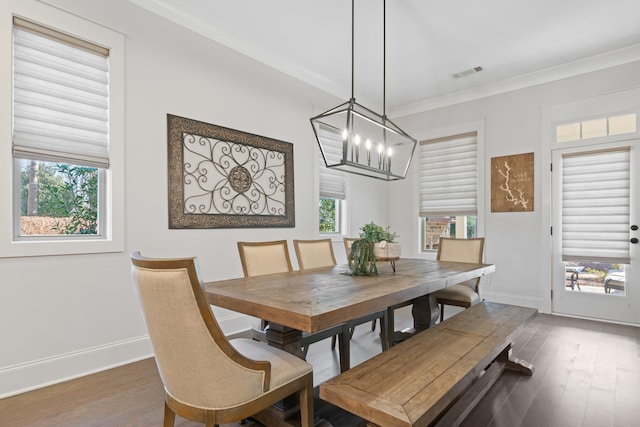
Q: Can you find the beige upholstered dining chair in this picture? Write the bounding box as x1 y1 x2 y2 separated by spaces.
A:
343 237 358 259
238 240 349 367
294 239 388 354
431 237 485 322
293 238 337 270
130 251 313 427
237 240 293 339
237 239 294 277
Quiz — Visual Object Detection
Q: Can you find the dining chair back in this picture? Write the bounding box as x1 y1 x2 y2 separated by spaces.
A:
293 238 337 270
432 237 485 322
343 237 358 258
130 251 313 427
237 240 293 277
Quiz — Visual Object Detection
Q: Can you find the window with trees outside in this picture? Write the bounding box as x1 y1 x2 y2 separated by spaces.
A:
318 155 346 234
13 17 108 239
419 132 479 251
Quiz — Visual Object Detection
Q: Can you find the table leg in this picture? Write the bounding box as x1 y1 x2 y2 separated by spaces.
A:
266 323 304 358
261 324 306 425
412 293 439 332
392 293 439 345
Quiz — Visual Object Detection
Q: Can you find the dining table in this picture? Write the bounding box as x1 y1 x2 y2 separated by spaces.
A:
204 257 495 426
205 258 495 358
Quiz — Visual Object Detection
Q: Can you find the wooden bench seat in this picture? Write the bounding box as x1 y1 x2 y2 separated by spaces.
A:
319 301 537 427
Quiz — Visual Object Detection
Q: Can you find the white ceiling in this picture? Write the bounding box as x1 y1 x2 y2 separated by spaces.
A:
129 0 640 116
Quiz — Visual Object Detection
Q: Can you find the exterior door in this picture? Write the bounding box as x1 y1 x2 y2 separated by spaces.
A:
551 139 639 324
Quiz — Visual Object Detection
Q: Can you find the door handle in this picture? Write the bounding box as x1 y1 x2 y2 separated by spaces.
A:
632 238 639 244
632 225 638 231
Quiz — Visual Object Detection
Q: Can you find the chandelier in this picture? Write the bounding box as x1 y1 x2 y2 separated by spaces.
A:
310 0 417 181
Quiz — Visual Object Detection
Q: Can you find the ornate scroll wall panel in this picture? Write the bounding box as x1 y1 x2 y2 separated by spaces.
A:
168 114 295 228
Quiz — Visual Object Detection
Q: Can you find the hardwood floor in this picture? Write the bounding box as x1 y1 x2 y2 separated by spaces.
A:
1 307 638 426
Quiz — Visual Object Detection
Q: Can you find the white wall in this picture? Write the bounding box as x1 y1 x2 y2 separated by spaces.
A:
2 0 638 399
390 61 640 311
0 0 389 397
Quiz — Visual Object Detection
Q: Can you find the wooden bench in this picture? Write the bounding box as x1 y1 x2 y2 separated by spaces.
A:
319 301 537 427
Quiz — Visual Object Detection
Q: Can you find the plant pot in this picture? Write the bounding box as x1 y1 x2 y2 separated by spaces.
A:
374 242 401 258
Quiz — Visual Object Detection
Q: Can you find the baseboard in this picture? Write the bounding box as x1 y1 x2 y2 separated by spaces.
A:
482 291 544 311
0 335 152 399
0 311 257 399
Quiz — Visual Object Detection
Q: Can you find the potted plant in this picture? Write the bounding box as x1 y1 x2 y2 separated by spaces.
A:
347 238 378 276
358 222 401 259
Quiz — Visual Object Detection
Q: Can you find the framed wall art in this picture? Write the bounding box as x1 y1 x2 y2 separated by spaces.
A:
491 152 534 212
167 114 295 228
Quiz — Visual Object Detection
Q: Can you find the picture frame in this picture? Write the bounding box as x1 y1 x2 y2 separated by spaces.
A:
167 114 295 228
491 152 534 212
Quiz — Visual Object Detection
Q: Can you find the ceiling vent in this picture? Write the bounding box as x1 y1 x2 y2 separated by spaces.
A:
451 66 483 79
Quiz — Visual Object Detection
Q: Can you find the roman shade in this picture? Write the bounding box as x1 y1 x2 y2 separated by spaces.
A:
561 147 630 263
419 132 478 217
12 17 110 169
318 125 346 200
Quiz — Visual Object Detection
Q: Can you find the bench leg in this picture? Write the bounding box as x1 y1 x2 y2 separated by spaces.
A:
497 344 534 376
433 361 506 427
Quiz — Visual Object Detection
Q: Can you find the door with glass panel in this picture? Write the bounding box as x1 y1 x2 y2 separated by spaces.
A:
551 140 639 323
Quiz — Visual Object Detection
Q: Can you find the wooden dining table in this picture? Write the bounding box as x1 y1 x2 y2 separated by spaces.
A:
204 258 494 426
205 258 494 362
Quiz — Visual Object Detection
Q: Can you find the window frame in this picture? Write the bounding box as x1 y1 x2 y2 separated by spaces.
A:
319 196 346 236
413 121 485 255
0 2 124 257
318 141 347 236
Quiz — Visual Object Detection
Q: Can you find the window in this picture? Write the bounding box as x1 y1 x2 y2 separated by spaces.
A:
419 132 478 251
2 6 124 258
318 149 346 234
13 17 108 238
556 113 637 143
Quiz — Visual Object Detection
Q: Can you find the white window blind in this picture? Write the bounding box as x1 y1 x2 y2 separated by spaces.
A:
12 17 110 169
318 126 346 200
419 132 477 217
561 147 630 263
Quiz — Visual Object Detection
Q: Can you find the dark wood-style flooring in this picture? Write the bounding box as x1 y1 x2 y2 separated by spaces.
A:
1 306 639 426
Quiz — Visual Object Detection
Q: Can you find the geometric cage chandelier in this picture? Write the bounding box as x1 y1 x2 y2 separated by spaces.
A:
310 0 417 181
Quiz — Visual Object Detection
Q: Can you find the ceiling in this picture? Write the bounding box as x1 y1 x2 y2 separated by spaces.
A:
129 0 640 117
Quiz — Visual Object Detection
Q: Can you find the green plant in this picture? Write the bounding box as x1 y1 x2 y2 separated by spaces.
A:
358 222 398 243
347 239 378 276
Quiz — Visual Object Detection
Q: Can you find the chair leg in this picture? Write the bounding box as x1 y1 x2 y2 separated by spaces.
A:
379 313 389 352
439 303 444 323
163 402 176 427
299 381 314 427
330 334 336 349
371 319 377 331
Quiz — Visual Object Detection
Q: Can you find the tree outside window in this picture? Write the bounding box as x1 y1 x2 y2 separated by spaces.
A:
20 160 99 236
319 197 341 233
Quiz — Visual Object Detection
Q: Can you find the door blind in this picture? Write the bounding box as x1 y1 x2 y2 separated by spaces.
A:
561 147 630 263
